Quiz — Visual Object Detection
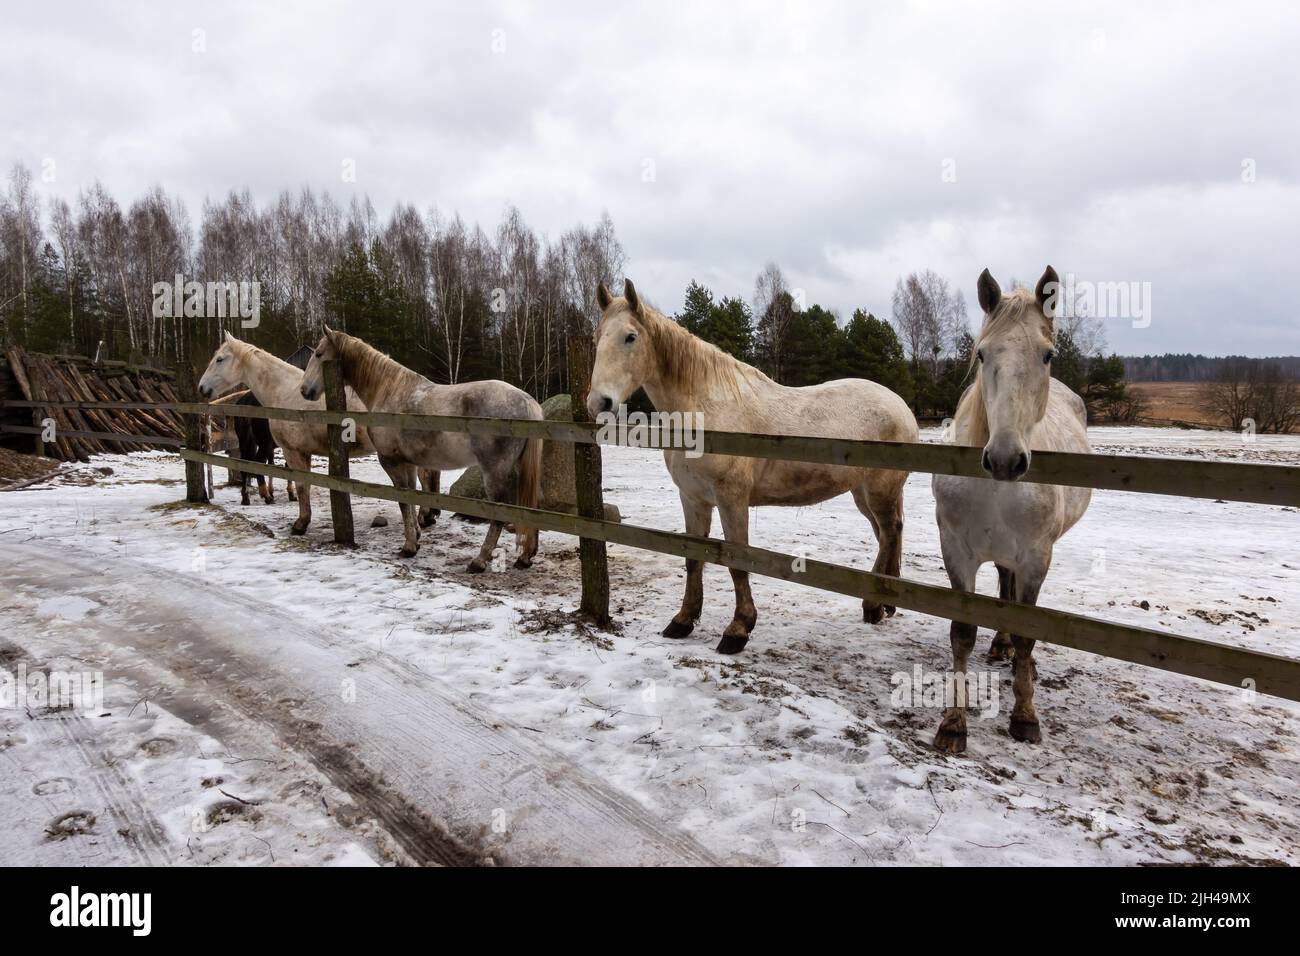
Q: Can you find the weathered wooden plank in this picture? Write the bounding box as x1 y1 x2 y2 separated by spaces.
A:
169 402 1300 507
568 335 611 627
176 365 209 503
181 448 1300 704
323 357 354 547
2 399 185 410
0 424 182 447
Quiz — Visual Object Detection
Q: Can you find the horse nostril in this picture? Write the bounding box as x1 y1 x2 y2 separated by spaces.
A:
601 396 613 413
981 450 992 473
1014 452 1029 476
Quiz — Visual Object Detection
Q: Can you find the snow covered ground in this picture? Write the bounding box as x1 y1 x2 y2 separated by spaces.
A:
0 425 1297 866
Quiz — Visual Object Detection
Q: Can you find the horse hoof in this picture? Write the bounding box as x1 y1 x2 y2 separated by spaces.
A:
1009 717 1042 744
884 605 897 617
371 514 388 528
513 556 532 570
661 618 695 639
932 726 968 754
419 512 436 528
987 639 1019 660
863 604 886 625
715 632 749 655
241 498 250 507
290 520 308 536
399 546 418 559
665 616 696 639
467 559 487 573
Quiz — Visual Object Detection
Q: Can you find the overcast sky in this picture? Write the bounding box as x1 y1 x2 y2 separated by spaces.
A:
4 1 1298 355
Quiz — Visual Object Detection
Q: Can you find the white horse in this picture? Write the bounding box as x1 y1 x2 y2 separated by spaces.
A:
198 332 438 535
587 279 918 655
300 329 543 572
932 266 1092 753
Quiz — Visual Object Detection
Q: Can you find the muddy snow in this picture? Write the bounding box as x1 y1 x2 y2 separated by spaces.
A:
0 425 1296 865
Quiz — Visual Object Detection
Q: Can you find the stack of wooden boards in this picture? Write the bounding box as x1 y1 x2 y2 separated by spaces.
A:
1 345 187 462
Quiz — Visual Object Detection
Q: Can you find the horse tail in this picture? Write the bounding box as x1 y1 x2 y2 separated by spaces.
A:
515 436 543 557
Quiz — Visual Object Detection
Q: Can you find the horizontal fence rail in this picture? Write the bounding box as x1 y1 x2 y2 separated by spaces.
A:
0 423 182 448
160 401 1300 507
3 399 180 412
5 398 1296 505
182 447 1300 703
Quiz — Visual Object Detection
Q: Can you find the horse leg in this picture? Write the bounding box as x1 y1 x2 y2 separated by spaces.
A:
1009 569 1047 744
468 464 509 573
287 449 312 535
418 469 440 528
934 547 980 754
239 468 251 506
987 565 1015 661
854 477 905 623
715 498 756 654
255 438 273 504
381 457 419 557
662 495 713 639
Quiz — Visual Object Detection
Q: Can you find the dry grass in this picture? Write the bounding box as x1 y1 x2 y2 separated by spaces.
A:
1127 382 1225 428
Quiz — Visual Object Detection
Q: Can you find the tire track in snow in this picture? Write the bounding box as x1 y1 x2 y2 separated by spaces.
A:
0 539 719 866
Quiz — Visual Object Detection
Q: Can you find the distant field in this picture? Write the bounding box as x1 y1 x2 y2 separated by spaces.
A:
1127 381 1226 428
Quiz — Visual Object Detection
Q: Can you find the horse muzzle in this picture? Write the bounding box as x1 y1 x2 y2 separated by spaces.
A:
981 442 1031 482
586 392 616 419
300 385 319 401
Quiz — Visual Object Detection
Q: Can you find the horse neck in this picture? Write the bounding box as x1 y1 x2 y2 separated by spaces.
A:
640 312 763 415
338 337 421 408
238 347 300 405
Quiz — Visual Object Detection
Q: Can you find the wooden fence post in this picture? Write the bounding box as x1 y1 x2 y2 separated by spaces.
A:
27 360 47 457
568 335 611 628
176 360 209 504
323 357 355 547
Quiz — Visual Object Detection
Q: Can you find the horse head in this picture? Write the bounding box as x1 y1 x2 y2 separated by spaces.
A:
588 278 654 418
299 328 341 402
973 266 1058 481
199 331 248 400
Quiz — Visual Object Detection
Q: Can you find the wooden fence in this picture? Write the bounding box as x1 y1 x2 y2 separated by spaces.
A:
4 359 1299 704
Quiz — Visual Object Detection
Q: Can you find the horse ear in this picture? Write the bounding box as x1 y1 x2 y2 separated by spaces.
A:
224 330 236 343
596 283 612 312
624 278 641 314
977 269 1002 314
1035 265 1060 320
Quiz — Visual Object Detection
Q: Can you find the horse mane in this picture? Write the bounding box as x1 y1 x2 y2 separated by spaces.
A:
631 305 773 401
951 288 1053 447
228 337 298 374
332 332 424 403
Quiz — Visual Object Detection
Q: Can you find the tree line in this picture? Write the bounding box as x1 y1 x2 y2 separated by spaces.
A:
1123 353 1300 382
1 160 1132 418
0 163 623 400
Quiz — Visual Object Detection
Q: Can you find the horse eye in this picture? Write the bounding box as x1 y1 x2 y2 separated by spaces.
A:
976 350 983 363
216 356 224 363
625 333 637 345
1044 350 1054 364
